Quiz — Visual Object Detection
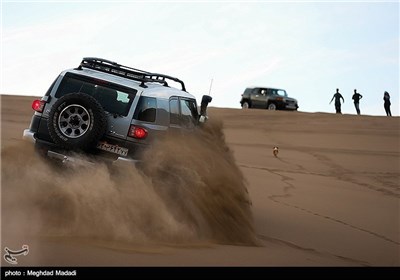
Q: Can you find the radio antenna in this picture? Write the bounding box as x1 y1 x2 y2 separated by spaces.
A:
208 78 213 95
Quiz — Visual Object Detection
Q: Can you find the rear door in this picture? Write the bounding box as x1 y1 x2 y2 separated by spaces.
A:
53 72 137 140
101 88 137 139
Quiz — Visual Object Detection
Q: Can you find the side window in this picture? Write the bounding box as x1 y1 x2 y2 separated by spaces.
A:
277 90 287 97
169 98 180 125
260 89 267 95
180 99 198 127
252 88 260 95
133 96 157 122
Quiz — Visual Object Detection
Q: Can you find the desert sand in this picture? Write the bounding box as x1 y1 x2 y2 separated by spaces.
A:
1 94 399 267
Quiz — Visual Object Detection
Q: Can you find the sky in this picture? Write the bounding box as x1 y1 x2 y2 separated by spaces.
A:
1 0 399 116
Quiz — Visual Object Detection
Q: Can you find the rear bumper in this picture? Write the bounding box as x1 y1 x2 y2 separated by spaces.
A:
47 150 140 166
23 129 36 143
22 129 141 167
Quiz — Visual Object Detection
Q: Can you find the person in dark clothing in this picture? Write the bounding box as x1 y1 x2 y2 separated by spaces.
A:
330 88 345 114
352 89 363 115
383 91 391 116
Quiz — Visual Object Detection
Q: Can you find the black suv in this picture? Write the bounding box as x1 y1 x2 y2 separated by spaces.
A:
240 87 298 110
23 57 212 164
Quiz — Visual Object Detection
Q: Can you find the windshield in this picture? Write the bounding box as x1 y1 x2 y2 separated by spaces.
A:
276 89 288 97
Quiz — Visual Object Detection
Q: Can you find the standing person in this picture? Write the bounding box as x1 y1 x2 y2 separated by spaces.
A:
330 88 345 114
383 91 391 116
352 89 363 115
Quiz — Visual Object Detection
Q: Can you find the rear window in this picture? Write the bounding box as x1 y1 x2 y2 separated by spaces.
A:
56 73 137 116
133 96 157 123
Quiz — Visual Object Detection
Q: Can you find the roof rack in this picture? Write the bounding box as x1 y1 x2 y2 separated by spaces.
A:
77 57 186 91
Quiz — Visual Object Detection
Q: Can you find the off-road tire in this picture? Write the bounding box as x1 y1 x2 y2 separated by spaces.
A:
47 93 107 151
267 103 277 110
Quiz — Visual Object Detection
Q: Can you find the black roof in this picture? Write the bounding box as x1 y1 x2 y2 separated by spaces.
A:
77 57 186 91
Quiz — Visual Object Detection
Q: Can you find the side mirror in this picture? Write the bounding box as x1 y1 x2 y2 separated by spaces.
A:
199 95 212 124
200 95 212 116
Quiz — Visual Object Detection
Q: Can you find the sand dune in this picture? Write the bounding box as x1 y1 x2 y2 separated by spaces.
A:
1 95 399 266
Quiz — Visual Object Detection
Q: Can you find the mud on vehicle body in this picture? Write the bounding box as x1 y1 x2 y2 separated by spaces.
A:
23 57 212 165
240 87 298 111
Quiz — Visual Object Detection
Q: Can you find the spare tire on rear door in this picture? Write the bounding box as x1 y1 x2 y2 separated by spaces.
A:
47 93 107 151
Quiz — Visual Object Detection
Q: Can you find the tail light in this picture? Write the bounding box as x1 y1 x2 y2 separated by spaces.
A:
128 125 148 139
32 99 46 113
